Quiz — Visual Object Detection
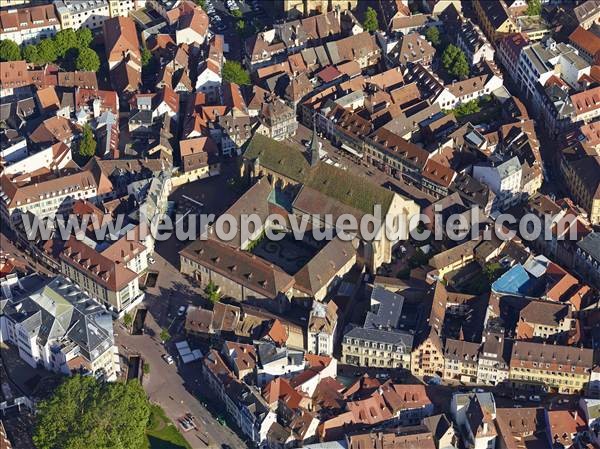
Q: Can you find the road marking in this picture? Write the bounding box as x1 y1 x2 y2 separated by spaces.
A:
182 195 203 207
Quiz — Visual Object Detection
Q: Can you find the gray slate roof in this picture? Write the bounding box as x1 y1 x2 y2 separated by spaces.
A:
364 286 405 330
345 326 413 348
578 232 600 262
2 275 114 363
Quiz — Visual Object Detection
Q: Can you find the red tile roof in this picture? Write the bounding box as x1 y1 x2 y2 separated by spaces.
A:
0 61 31 89
317 65 342 83
147 34 176 52
569 26 600 59
548 410 587 447
76 89 119 115
61 236 139 292
29 116 81 145
580 120 600 146
592 65 600 82
571 85 600 116
36 86 60 111
262 377 306 409
347 393 393 425
421 159 456 188
103 16 141 65
179 238 295 299
178 7 209 38
222 341 257 376
265 318 288 346
0 4 58 34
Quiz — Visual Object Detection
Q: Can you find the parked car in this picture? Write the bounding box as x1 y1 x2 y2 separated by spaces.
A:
426 375 442 385
162 354 174 365
148 256 156 264
529 395 541 402
179 419 192 431
177 305 187 316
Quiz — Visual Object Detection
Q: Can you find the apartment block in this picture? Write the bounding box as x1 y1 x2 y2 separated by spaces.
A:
575 232 600 288
0 4 60 45
477 331 510 386
55 0 110 31
559 142 600 225
509 340 593 394
0 167 111 225
342 327 413 369
307 300 338 356
443 339 480 384
59 236 145 316
0 274 120 381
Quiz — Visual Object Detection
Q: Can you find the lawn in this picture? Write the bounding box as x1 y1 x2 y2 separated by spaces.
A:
142 404 191 449
447 95 501 125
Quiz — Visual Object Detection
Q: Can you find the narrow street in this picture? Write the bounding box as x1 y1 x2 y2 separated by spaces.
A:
116 309 246 449
0 227 54 277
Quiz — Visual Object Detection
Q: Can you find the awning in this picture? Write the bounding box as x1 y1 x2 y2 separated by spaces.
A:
341 143 363 157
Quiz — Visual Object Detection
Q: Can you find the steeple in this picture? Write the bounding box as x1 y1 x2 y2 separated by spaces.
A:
308 119 320 167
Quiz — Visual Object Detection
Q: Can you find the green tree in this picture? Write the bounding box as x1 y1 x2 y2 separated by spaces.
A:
222 60 250 85
143 362 150 374
75 47 100 71
363 6 379 33
442 44 469 79
204 281 221 303
231 8 242 18
450 53 469 78
453 99 481 118
425 26 440 47
36 39 58 64
195 0 206 8
160 328 171 343
123 313 133 328
235 19 246 35
141 47 152 67
526 0 541 15
78 124 97 157
483 262 504 283
33 376 150 449
0 39 21 61
441 44 459 69
22 44 40 65
75 28 93 49
53 29 78 58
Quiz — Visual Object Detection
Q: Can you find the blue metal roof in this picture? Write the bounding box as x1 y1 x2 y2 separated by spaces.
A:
491 264 539 296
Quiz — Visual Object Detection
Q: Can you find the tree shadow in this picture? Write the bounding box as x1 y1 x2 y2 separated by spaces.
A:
146 435 188 449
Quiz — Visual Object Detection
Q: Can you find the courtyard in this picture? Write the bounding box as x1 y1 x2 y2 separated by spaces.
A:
250 232 325 275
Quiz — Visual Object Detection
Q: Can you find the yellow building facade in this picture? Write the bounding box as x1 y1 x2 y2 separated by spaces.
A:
282 0 357 16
